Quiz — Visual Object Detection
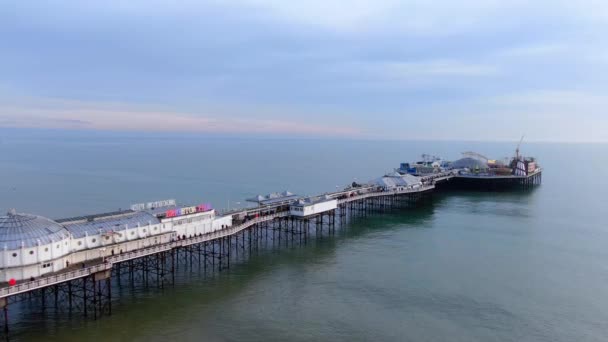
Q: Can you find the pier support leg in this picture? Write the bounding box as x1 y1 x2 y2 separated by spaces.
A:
1 298 8 337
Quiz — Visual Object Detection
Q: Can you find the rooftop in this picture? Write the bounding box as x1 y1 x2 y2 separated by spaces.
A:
247 191 300 206
63 211 161 238
0 210 70 249
56 209 135 224
371 173 422 188
292 195 335 206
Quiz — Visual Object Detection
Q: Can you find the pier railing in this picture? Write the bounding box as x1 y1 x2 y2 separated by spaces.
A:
172 211 290 248
337 185 435 205
107 244 172 264
420 171 455 183
0 263 112 298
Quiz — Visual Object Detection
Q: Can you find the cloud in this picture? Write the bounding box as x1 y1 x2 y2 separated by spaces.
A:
324 59 500 94
487 90 608 114
213 0 608 35
0 100 362 136
494 43 568 58
335 59 499 80
1 1 607 142
417 89 608 142
224 0 400 33
376 60 499 77
587 51 608 64
220 0 500 33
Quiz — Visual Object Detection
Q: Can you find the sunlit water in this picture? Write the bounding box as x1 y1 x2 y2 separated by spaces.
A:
1 129 607 342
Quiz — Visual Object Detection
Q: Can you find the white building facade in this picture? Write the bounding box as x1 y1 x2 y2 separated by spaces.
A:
290 198 337 217
0 201 233 282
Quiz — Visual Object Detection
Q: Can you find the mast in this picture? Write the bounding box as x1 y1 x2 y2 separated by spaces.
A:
515 135 525 160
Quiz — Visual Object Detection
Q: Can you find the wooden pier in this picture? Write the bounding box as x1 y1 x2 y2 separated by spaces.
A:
0 168 541 336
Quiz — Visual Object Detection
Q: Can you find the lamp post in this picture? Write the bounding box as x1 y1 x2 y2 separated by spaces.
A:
100 247 107 263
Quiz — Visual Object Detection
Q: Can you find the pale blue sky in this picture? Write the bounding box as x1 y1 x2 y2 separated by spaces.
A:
1 1 607 141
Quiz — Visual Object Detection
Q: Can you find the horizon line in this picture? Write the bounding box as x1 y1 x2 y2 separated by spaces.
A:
1 126 606 144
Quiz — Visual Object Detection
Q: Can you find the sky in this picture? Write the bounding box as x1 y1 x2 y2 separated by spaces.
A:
0 0 607 142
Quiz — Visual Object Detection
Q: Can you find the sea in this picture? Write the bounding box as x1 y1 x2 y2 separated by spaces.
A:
1 128 607 342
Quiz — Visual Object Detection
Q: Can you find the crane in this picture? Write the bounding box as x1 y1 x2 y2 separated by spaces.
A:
515 135 525 160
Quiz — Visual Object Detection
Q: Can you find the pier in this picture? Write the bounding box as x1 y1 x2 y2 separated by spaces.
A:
0 164 541 336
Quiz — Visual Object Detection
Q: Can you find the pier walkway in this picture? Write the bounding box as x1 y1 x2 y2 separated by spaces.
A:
0 185 436 299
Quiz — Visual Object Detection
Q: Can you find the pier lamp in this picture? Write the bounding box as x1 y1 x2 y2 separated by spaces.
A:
99 247 107 263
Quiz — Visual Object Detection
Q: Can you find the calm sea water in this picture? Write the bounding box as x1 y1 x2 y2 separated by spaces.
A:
1 129 608 342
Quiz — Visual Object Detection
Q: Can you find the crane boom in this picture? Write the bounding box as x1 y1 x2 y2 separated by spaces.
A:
515 135 525 160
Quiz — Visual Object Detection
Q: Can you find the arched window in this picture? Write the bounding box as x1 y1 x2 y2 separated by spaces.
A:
92 238 96 243
29 250 34 255
12 253 17 257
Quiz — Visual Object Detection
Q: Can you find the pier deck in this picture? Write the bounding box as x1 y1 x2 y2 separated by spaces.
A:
0 186 434 298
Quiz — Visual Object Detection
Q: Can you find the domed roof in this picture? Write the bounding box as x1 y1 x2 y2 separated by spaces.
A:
451 157 489 170
0 209 70 249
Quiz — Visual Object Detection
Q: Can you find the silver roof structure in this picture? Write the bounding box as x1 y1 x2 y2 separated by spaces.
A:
56 209 135 224
292 195 335 206
246 191 299 206
372 173 422 188
0 209 70 249
451 157 489 170
64 211 160 238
